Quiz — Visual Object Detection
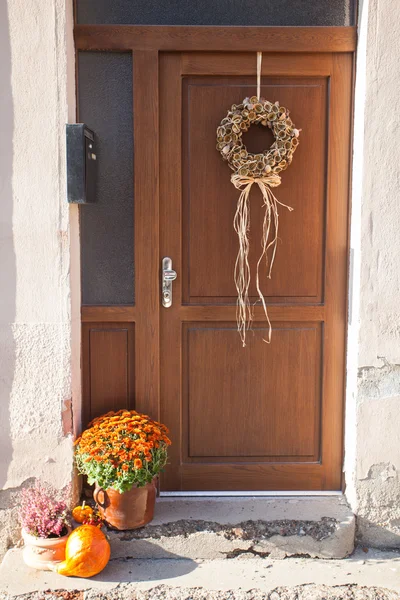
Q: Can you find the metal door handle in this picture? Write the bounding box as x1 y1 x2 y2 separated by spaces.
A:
162 257 177 307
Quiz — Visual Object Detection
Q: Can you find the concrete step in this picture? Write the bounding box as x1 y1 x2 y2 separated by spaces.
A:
107 496 355 560
1 547 400 598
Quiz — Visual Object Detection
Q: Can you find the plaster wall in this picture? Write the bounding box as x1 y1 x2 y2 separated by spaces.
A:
349 0 400 546
0 0 76 557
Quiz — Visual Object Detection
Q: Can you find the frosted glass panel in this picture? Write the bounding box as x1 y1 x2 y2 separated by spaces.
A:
78 52 134 305
77 0 355 26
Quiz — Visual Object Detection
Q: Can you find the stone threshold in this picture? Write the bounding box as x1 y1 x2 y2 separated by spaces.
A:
108 495 355 560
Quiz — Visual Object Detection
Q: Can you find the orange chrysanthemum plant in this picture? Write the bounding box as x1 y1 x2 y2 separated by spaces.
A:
74 410 171 493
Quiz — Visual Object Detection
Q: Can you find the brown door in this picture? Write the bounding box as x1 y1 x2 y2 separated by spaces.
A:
78 28 354 492
159 51 352 491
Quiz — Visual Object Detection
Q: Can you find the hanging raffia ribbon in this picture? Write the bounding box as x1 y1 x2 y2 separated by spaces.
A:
231 173 293 346
216 52 300 346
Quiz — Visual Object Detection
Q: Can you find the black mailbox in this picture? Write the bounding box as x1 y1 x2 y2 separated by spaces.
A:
66 124 96 204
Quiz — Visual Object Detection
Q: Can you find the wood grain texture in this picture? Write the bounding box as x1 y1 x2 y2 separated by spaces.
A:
82 322 135 427
74 26 356 53
184 323 322 460
159 51 353 491
181 53 333 77
159 53 183 491
321 53 353 490
179 305 325 321
82 306 136 322
81 304 324 322
78 38 353 491
182 74 327 304
181 463 324 491
133 51 160 420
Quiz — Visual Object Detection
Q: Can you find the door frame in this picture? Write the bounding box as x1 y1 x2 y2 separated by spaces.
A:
77 25 356 491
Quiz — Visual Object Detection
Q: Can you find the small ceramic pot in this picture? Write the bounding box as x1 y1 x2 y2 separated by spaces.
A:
94 480 157 530
22 527 70 570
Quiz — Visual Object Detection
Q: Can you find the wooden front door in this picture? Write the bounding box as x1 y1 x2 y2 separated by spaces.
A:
78 28 355 492
159 51 352 491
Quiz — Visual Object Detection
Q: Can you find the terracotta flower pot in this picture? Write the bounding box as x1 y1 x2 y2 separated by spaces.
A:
93 480 157 530
22 527 70 571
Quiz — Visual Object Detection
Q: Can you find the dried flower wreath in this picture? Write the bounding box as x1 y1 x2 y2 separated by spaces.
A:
216 54 300 345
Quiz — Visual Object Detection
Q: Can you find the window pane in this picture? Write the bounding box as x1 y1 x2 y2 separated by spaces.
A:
78 52 134 305
77 0 355 26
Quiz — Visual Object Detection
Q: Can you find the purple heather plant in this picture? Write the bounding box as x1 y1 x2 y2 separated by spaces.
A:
17 481 71 538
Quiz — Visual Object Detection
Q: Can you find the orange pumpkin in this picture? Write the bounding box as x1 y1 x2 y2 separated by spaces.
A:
72 501 93 524
55 524 110 578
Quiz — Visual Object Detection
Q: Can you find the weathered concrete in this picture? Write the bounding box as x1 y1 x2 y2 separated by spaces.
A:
107 497 355 560
344 0 400 547
355 363 400 547
0 489 20 561
0 0 77 559
358 2 400 367
1 586 400 600
0 548 399 597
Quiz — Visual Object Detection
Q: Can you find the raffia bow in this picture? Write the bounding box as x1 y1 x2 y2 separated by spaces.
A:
231 172 293 347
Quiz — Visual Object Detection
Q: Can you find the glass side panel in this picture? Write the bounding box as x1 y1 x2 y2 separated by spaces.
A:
76 0 355 26
78 52 134 305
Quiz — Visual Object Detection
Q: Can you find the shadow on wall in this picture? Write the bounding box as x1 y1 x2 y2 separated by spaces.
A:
0 1 15 488
356 517 400 549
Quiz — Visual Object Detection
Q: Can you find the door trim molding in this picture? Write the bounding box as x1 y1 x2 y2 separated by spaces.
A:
74 25 356 53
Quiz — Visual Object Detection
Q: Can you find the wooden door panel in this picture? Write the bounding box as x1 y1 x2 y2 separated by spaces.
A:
180 463 324 492
184 323 322 460
82 322 135 425
183 76 327 304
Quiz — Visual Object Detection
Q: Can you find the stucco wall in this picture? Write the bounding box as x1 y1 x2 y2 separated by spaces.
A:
0 0 76 557
350 0 400 546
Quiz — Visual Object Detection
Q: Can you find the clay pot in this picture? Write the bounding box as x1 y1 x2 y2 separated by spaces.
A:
22 527 70 570
93 480 156 530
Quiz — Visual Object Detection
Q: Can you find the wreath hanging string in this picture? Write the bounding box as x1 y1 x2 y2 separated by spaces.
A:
216 52 300 346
